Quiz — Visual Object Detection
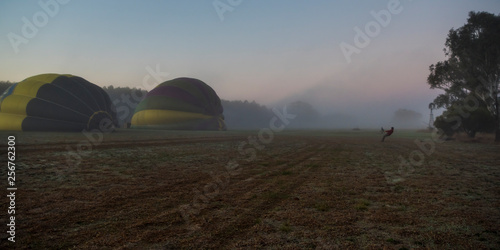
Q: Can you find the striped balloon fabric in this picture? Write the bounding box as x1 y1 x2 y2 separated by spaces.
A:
131 77 226 130
0 74 116 132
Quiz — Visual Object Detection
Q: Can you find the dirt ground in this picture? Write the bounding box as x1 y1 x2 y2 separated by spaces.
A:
0 130 499 249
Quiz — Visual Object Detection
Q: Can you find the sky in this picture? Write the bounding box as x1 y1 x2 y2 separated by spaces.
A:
1 0 499 128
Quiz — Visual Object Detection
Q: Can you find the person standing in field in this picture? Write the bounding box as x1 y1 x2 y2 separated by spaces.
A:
381 127 394 142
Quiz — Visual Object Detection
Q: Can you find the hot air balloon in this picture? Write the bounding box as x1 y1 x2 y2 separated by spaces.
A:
131 77 226 130
0 74 116 132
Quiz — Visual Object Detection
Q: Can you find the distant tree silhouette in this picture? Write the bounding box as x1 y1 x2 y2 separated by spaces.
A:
221 100 273 129
102 86 147 127
0 81 15 94
287 101 321 128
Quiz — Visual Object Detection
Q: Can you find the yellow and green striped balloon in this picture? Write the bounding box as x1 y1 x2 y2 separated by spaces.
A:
0 74 116 132
131 77 226 130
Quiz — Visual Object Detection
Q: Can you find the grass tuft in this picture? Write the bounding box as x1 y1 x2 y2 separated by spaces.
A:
386 238 402 244
354 199 370 211
279 221 292 233
315 201 330 212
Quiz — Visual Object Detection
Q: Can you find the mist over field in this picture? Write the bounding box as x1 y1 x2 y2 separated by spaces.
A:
1 79 430 131
1 79 430 130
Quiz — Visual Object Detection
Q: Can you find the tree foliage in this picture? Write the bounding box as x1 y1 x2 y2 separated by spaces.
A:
0 81 15 94
103 86 147 127
221 100 274 129
434 98 495 138
428 11 500 141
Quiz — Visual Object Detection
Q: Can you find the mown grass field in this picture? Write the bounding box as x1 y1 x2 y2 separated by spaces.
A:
0 129 499 249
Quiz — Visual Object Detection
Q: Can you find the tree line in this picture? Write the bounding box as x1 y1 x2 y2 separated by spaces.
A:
0 81 280 129
103 86 278 129
0 80 434 130
0 81 362 130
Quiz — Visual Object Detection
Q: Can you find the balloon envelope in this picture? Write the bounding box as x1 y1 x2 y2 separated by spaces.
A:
131 77 226 130
0 74 116 132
